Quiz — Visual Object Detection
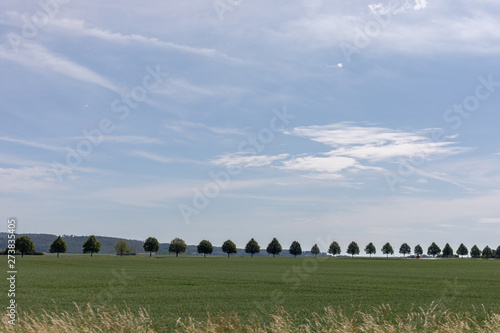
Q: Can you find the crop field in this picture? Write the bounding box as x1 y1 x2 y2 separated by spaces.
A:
7 255 500 331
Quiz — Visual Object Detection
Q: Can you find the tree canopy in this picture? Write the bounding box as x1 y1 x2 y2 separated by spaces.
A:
427 242 441 257
82 235 101 257
364 242 376 257
143 237 160 257
115 240 131 257
328 241 341 256
197 240 213 257
244 238 260 257
49 236 67 257
414 244 423 256
346 241 359 257
442 243 454 258
289 241 302 257
311 244 320 257
470 245 481 258
222 239 237 257
266 238 282 257
482 246 493 259
381 242 394 258
15 236 35 257
169 237 187 257
399 243 411 257
457 243 468 258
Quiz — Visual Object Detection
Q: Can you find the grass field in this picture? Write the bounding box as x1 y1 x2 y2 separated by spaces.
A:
7 255 500 331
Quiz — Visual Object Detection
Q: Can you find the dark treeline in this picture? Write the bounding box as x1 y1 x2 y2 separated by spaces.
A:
1 233 499 259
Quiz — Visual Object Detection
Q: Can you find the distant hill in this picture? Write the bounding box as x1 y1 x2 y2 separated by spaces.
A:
0 233 148 254
0 233 325 257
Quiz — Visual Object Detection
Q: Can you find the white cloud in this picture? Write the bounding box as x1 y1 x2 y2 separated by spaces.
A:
0 136 63 152
208 123 470 184
279 155 357 174
288 123 469 162
158 79 249 101
0 166 65 193
48 18 240 62
130 151 200 165
477 217 500 224
104 136 163 145
72 135 163 145
211 153 289 168
0 43 119 92
165 121 246 136
414 0 428 11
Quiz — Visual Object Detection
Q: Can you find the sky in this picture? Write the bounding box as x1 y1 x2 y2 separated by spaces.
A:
1 0 499 255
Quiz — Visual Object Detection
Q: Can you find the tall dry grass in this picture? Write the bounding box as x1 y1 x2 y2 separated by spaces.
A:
2 303 500 332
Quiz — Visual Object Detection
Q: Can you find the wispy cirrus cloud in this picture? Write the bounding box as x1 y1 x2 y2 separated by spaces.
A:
210 123 470 184
477 217 500 224
0 42 119 92
165 121 246 135
47 18 241 62
92 135 163 145
130 151 201 165
0 136 63 152
211 152 289 168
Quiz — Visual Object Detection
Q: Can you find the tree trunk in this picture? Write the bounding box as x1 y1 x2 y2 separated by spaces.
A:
91 252 93 257
273 254 275 257
57 253 59 258
204 253 206 258
150 252 152 257
176 252 178 257
251 254 253 258
227 253 230 258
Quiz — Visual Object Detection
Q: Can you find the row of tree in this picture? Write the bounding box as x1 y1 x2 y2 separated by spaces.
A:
12 235 500 259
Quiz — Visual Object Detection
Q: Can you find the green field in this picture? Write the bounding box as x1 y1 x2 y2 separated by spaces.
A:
9 255 500 330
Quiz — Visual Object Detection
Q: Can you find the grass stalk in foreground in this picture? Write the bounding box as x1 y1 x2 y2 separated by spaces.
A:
2 303 500 332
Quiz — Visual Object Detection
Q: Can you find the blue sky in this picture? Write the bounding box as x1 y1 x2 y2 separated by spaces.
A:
1 0 499 255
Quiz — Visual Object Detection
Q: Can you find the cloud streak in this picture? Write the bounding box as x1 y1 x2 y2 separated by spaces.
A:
0 42 119 92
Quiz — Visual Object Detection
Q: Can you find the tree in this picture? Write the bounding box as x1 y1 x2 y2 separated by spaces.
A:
346 241 359 257
289 241 302 257
311 244 320 258
82 235 101 257
427 242 441 257
496 246 500 259
414 244 423 257
266 238 282 257
381 242 394 258
169 237 187 257
328 241 341 256
244 238 260 257
470 245 481 258
364 242 376 257
442 243 454 258
115 240 131 257
49 236 67 258
399 243 411 257
222 239 237 257
15 236 35 257
197 240 213 257
143 237 160 257
482 246 493 259
456 243 468 258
